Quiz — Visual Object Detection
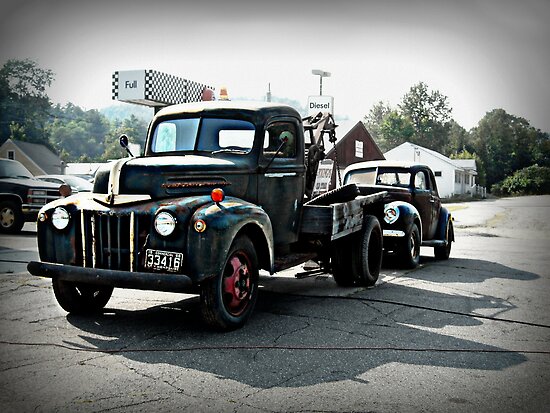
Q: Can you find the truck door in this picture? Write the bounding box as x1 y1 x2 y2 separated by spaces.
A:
427 169 441 238
257 119 306 246
412 169 440 240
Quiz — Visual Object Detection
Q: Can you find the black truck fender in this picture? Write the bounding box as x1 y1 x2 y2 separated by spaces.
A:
435 206 454 243
381 200 422 240
186 197 275 283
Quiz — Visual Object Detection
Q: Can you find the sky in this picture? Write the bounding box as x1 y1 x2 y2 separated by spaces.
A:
1 0 549 132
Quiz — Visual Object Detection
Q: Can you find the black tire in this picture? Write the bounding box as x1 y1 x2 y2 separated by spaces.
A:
52 278 113 314
352 215 383 286
305 183 360 206
399 223 421 269
200 235 259 330
435 219 453 260
331 236 355 286
0 200 24 233
331 215 383 287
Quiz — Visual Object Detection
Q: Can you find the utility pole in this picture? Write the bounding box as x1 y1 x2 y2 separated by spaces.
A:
311 69 331 95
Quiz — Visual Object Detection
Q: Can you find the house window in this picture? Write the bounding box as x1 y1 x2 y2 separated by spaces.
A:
7 150 14 160
434 171 442 177
355 140 363 158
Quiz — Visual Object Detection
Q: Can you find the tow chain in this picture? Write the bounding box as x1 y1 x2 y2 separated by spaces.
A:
328 129 342 187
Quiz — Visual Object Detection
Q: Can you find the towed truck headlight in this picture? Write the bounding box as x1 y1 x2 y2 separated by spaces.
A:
154 211 177 237
51 207 70 230
383 204 400 225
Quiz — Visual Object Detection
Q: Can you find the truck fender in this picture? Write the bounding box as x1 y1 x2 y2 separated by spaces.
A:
187 197 274 282
435 207 454 242
382 201 422 241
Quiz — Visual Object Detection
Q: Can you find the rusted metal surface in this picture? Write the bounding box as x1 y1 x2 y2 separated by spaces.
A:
161 181 229 189
300 191 387 239
27 261 195 293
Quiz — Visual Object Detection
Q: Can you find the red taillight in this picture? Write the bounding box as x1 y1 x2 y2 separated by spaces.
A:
211 188 225 203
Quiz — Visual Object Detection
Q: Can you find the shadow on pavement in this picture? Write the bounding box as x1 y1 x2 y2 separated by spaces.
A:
64 257 533 389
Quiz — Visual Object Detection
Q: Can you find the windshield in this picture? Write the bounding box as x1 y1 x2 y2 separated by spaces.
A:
62 176 93 191
150 118 256 154
0 160 33 179
346 167 412 188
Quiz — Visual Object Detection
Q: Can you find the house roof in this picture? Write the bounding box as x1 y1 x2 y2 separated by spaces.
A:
452 159 477 170
325 120 384 158
7 139 64 174
385 142 477 174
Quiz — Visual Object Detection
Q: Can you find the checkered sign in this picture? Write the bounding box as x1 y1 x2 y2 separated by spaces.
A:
112 70 214 107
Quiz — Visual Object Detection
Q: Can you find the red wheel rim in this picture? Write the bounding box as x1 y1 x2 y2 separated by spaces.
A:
222 252 252 316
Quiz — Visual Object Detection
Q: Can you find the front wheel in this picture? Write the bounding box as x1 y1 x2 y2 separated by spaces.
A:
200 235 259 330
0 200 24 233
52 278 113 314
399 223 421 269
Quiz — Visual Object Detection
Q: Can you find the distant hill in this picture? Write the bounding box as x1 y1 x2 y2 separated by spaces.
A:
100 104 154 122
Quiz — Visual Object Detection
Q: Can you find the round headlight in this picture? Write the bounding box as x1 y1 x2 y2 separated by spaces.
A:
383 204 400 225
51 207 70 230
154 211 176 237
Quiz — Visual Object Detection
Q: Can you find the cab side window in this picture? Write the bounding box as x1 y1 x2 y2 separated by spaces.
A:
263 122 297 158
414 171 428 190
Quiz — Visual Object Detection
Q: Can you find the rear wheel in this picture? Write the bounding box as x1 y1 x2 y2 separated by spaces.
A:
0 200 24 233
331 215 383 287
352 215 383 286
200 235 259 330
435 219 453 260
52 279 113 314
331 237 355 286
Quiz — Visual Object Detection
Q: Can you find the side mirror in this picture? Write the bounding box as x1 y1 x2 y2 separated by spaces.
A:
119 134 134 157
262 132 293 173
279 131 292 144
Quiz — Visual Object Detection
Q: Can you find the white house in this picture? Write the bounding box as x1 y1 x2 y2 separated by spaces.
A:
384 142 480 198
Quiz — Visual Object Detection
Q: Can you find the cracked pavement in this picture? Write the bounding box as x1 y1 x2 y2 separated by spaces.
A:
0 196 549 412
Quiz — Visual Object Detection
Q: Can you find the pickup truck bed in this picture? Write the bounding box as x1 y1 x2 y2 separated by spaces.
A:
300 191 387 240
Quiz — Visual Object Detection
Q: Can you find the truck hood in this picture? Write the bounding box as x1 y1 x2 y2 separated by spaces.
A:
0 176 61 190
95 155 254 200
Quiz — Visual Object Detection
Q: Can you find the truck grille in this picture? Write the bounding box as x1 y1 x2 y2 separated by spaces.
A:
26 189 62 209
80 211 150 271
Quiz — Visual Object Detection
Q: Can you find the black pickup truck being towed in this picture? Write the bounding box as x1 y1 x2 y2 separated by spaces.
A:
28 101 453 330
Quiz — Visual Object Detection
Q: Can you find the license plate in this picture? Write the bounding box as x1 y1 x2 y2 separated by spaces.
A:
144 249 183 273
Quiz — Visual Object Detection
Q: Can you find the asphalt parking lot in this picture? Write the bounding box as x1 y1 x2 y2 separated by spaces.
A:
0 196 549 412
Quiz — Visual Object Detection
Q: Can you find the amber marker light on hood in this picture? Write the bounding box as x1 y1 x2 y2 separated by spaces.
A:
211 188 225 203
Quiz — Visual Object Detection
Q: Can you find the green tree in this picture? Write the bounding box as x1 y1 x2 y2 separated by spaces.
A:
399 82 452 152
531 129 550 167
0 59 54 145
471 109 546 188
492 165 550 196
446 120 474 155
363 100 392 142
100 114 148 161
378 110 415 152
48 104 111 161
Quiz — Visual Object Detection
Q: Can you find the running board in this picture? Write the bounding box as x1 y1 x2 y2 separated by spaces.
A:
422 240 447 247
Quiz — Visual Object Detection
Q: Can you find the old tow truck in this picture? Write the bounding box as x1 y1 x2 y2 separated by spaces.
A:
28 101 452 330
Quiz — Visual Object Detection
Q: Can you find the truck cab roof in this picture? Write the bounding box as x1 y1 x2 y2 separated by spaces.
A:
155 100 302 120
